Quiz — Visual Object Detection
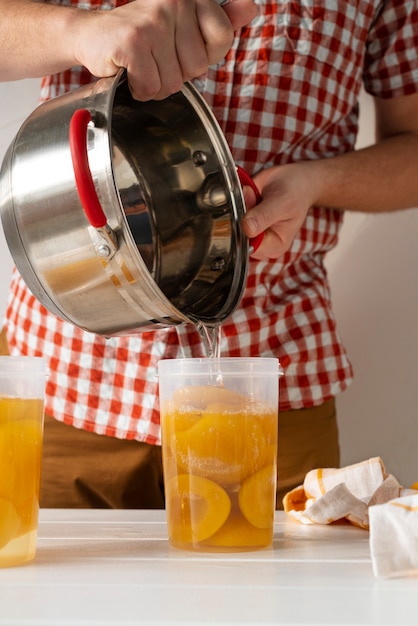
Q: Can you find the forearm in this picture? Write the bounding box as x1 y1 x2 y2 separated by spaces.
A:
0 0 85 80
310 132 418 214
0 0 257 99
245 106 418 260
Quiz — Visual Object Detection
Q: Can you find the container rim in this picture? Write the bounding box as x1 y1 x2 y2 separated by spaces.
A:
158 357 283 375
0 356 47 376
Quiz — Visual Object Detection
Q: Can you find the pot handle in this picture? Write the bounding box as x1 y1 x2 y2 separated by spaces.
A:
236 166 264 253
69 108 108 228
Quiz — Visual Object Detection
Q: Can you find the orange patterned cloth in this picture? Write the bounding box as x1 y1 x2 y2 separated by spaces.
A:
283 457 418 577
283 457 417 530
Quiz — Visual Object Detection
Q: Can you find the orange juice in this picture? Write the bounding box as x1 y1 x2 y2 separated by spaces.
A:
0 396 44 567
161 385 277 552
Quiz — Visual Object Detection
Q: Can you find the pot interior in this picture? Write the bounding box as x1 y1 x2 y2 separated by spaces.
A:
110 79 247 323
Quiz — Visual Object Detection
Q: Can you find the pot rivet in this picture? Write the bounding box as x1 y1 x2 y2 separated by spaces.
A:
193 150 207 167
211 257 225 271
97 243 111 258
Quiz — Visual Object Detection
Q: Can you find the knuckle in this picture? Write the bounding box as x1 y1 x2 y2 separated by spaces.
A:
129 78 161 102
207 34 234 64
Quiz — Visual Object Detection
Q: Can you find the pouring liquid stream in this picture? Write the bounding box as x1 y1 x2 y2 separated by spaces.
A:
195 320 224 386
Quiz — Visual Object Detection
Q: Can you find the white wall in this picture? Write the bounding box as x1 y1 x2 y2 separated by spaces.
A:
325 92 418 488
0 79 40 316
0 82 417 487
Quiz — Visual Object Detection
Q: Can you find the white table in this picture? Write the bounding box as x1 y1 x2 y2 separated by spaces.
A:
0 509 416 625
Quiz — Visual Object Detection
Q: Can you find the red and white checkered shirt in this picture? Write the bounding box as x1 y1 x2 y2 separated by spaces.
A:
4 0 418 443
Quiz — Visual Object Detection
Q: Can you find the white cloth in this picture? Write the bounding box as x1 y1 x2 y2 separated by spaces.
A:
369 493 418 578
283 457 418 578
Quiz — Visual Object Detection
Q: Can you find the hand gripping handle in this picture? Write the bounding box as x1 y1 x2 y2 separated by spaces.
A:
237 165 264 253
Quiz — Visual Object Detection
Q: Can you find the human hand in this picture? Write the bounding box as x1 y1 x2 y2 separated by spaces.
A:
241 162 320 260
74 0 258 100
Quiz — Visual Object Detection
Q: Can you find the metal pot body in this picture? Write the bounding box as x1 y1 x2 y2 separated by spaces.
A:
0 71 248 336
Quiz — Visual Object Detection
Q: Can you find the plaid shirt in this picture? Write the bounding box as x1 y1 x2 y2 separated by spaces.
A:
4 0 418 443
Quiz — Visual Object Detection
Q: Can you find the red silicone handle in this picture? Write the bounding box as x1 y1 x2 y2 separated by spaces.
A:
237 165 264 253
69 109 107 228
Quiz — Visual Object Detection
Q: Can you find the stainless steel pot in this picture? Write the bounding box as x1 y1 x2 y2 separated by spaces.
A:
0 70 260 336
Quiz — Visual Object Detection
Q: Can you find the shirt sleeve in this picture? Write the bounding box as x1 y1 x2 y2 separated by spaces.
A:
363 0 418 98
